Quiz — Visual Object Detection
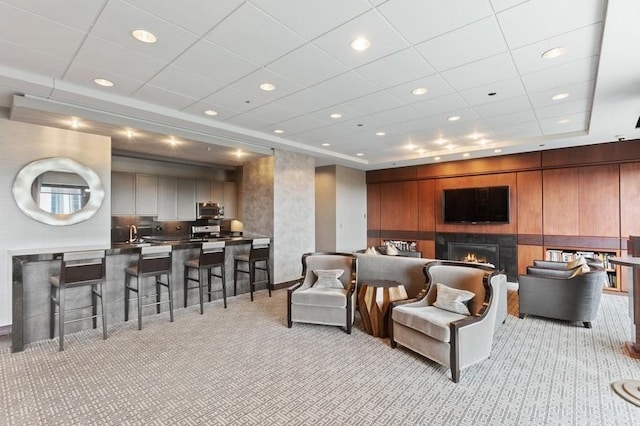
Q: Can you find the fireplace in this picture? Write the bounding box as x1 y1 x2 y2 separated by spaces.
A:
448 242 499 266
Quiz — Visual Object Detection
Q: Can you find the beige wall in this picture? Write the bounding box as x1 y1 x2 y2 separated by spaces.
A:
0 116 111 326
315 166 337 252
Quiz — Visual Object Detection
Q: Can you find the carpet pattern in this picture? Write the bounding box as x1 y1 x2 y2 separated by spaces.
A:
1 288 639 425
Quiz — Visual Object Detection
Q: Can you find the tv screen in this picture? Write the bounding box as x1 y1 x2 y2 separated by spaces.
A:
442 186 510 224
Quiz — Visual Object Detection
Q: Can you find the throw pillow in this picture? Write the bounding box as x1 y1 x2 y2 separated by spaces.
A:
569 263 590 278
365 246 379 255
385 245 399 256
312 269 345 289
566 256 587 269
433 283 475 316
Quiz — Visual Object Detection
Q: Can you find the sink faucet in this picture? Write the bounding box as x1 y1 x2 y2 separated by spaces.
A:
129 224 137 243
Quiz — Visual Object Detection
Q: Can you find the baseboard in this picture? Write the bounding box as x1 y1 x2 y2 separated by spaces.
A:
0 324 12 336
272 279 300 291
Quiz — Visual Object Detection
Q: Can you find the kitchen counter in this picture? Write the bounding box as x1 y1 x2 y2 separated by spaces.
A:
10 235 269 353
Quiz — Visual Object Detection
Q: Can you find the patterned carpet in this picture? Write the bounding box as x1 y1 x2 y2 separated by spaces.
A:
1 287 639 425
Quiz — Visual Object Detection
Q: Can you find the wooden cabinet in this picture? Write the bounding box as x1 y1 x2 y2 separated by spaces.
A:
112 172 157 216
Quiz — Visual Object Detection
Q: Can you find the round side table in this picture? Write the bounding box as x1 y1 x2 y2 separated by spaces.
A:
358 280 408 338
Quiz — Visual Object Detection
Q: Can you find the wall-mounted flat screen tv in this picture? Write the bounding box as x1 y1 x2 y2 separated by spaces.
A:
442 186 510 224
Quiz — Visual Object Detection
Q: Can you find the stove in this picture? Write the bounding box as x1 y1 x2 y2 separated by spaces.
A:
191 225 221 239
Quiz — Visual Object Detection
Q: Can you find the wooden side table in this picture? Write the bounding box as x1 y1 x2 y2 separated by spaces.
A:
358 280 408 338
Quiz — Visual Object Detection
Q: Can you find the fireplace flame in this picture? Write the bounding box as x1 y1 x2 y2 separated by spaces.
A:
462 253 487 263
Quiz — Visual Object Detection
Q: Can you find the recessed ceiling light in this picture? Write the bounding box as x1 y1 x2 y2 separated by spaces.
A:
125 130 135 138
446 144 455 150
132 29 157 43
542 47 567 59
468 132 482 140
235 149 243 157
494 149 502 153
356 153 364 156
551 93 569 101
411 87 428 96
417 149 427 155
204 109 218 116
557 118 571 124
350 37 371 51
330 113 342 119
447 115 461 122
462 153 470 157
434 138 447 145
169 137 178 147
434 157 441 161
322 143 331 147
259 83 275 91
477 139 488 145
406 143 416 150
69 119 81 130
273 129 284 134
376 131 386 136
93 78 114 87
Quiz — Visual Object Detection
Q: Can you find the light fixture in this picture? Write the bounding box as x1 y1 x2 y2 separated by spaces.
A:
468 132 482 140
204 109 218 116
330 113 342 119
434 138 447 145
447 115 461 122
542 47 567 59
350 37 371 51
69 119 81 130
494 149 502 153
462 153 470 157
169 136 178 146
557 118 571 124
434 156 441 161
93 78 114 87
356 153 364 156
235 149 243 157
406 143 416 150
446 144 455 150
322 143 331 147
132 29 157 43
551 93 569 101
411 87 428 96
273 129 284 134
125 130 135 139
477 139 488 145
376 131 386 136
417 149 427 155
259 83 276 91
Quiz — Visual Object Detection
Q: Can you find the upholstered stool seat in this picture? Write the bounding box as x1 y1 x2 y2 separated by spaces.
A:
184 241 226 313
234 238 271 301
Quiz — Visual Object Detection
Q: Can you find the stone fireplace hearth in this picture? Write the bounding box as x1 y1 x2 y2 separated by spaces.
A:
435 233 517 281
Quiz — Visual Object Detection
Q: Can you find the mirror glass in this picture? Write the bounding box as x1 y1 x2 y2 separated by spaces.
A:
13 157 105 226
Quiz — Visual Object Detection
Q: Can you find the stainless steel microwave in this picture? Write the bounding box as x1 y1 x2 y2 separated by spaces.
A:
196 202 224 219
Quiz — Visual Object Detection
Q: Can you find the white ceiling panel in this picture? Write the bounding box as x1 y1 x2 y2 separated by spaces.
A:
205 3 306 66
522 56 598 94
129 0 246 36
1 0 104 31
511 24 603 76
343 91 404 116
534 98 591 120
202 85 271 115
528 80 595 108
180 100 241 121
229 68 304 102
368 105 423 126
251 0 372 40
459 78 526 106
378 0 493 45
235 102 298 124
310 71 380 103
268 115 329 135
356 48 435 89
171 39 259 84
147 65 225 100
64 62 143 96
73 36 167 82
484 109 538 128
416 17 507 72
312 10 410 68
385 74 454 104
540 112 590 135
132 85 198 110
492 121 542 139
0 40 69 79
271 89 337 117
266 43 348 87
223 113 272 130
473 96 532 118
90 1 200 62
0 3 86 59
497 0 606 49
489 0 528 13
411 93 469 117
441 53 519 92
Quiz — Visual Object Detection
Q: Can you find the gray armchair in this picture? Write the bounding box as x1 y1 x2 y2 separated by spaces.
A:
287 253 358 334
518 262 606 328
390 261 504 383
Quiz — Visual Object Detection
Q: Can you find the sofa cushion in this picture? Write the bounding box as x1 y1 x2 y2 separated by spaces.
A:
312 269 344 289
291 287 347 307
433 283 475 315
392 305 466 342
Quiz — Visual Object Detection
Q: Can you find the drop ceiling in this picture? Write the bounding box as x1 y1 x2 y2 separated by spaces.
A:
1 0 639 170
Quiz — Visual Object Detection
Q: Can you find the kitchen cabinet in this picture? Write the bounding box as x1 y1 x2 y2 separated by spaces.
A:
158 176 196 221
196 179 223 203
177 178 196 220
112 172 157 216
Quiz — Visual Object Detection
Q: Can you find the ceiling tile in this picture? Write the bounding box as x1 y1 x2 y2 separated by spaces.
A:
312 10 410 68
528 80 594 108
534 98 591 120
147 65 226 99
304 104 364 124
441 53 518 91
310 71 379 103
268 115 329 135
489 0 528 12
172 39 259 84
385 74 454 104
378 0 493 44
129 0 246 36
416 17 507 72
497 0 606 49
202 85 271 114
484 109 538 128
343 91 404 115
368 105 423 126
73 36 167 82
229 68 304 102
511 24 603 76
356 48 434 88
250 0 372 40
180 100 241 121
1 0 103 32
540 112 589 135
132 85 198 110
204 3 306 65
272 89 338 116
459 78 526 106
236 102 298 124
411 93 469 116
63 62 144 95
223 113 272 130
267 43 348 87
491 121 542 139
0 39 69 79
90 0 200 62
473 96 532 118
521 56 598 94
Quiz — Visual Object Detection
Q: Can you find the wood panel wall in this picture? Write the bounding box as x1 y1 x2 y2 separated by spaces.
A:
620 162 640 238
578 164 619 237
380 181 418 231
542 168 579 236
516 170 542 237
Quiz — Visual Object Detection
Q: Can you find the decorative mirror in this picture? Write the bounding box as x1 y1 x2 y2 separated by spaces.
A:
12 157 105 226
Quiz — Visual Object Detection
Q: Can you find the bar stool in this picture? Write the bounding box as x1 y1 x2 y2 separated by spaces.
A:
234 238 271 301
125 245 174 330
184 241 226 314
49 250 107 352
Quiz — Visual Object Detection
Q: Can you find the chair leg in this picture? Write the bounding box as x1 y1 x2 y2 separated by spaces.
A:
49 285 56 339
518 313 525 319
198 269 204 315
124 274 130 322
58 286 65 351
249 262 254 302
92 283 98 329
99 281 107 340
451 368 460 383
183 266 189 308
234 259 238 296
155 278 161 314
167 273 174 323
207 268 212 303
266 260 272 297
221 264 227 309
137 277 143 330
583 321 592 328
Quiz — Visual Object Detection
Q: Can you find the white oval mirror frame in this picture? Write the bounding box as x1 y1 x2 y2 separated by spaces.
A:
12 157 105 226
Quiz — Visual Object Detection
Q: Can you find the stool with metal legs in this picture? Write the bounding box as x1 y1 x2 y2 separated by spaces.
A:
234 238 271 301
125 245 173 330
49 250 107 351
184 241 226 314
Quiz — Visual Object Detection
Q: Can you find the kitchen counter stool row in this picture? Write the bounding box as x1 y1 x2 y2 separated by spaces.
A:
49 239 271 351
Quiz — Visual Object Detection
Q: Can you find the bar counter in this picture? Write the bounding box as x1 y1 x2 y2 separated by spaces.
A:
10 236 266 353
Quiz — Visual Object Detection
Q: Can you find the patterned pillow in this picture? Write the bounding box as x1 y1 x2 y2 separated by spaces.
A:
433 283 475 316
566 256 587 269
569 263 590 278
312 269 345 289
365 246 379 255
385 245 399 256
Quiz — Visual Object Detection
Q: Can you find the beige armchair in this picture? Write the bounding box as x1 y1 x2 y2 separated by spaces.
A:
390 261 504 383
287 252 357 333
